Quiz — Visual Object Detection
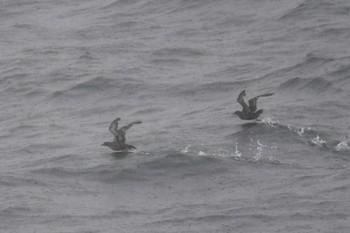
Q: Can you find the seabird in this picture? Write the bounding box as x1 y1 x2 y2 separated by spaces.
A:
101 117 142 151
234 90 274 120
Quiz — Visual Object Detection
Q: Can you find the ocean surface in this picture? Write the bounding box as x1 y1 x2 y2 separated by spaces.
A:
1 0 350 232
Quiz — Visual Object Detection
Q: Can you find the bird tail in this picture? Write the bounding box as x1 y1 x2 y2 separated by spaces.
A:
256 109 263 117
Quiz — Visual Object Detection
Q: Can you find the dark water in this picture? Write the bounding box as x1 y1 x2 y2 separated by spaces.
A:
1 0 350 232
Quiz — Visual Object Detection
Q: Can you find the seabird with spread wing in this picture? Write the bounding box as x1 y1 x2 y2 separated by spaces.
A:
234 90 274 120
101 117 142 151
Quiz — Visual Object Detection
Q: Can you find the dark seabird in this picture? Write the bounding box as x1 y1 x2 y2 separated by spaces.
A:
101 117 142 151
234 90 274 120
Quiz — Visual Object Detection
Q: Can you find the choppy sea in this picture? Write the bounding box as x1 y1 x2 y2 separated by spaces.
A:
1 0 350 232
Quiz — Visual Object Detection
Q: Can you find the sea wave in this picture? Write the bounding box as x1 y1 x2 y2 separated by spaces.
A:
277 76 336 93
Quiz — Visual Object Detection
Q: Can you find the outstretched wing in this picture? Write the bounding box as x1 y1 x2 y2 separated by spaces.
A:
248 93 274 112
248 97 258 112
257 93 274 98
237 90 249 111
118 121 142 143
114 130 126 143
109 117 121 136
119 121 142 132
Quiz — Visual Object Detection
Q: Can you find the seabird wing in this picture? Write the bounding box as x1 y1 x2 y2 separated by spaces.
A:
113 130 126 144
256 93 274 98
237 90 249 111
119 121 142 132
118 121 142 143
109 117 121 136
248 97 258 112
248 93 274 112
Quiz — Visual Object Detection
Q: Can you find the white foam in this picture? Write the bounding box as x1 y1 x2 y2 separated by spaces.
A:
335 140 350 151
297 127 305 137
261 117 279 128
253 139 266 161
180 145 192 154
233 142 242 158
311 135 326 146
198 151 207 156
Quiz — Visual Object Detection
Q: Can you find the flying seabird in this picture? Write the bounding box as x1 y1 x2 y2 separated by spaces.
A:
101 117 142 151
234 90 274 120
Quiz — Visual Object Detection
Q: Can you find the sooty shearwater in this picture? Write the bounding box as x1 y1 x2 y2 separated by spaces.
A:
234 90 274 120
101 117 142 151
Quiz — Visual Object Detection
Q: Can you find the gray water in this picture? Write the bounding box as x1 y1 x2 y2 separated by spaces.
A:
1 0 350 232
